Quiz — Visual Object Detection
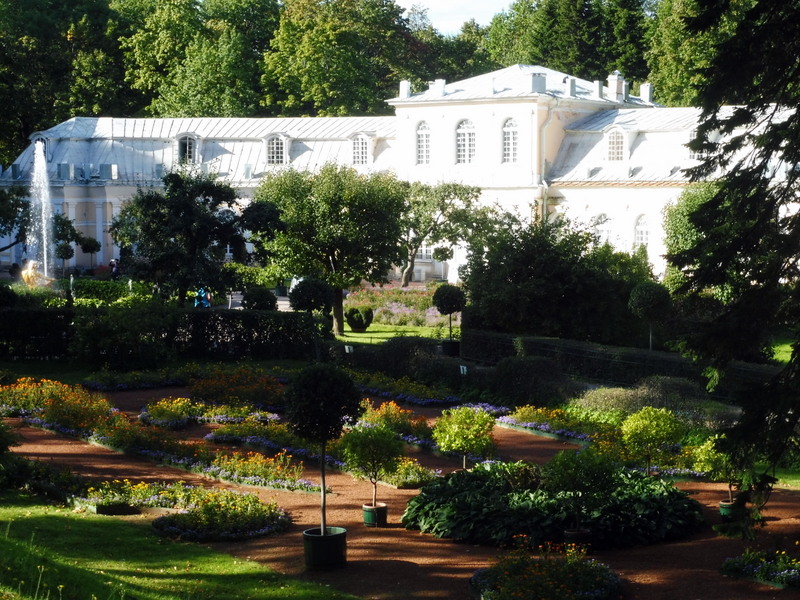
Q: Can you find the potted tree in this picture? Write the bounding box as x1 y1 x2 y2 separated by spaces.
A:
432 284 465 356
542 448 616 546
339 423 404 527
283 363 363 568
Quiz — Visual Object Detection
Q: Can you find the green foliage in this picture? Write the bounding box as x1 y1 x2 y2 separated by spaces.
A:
289 277 334 314
339 424 404 505
189 364 284 408
109 170 244 307
474 541 622 600
0 284 16 307
381 456 440 489
402 460 704 548
345 306 374 331
722 546 800 588
252 164 407 335
463 216 652 345
283 363 362 445
241 286 278 311
541 449 617 529
621 407 684 473
432 405 495 467
491 356 577 407
359 400 432 438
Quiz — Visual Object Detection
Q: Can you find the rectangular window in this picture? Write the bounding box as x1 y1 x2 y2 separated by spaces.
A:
456 131 475 164
267 137 284 165
503 129 518 164
353 137 369 165
417 130 430 165
415 244 433 261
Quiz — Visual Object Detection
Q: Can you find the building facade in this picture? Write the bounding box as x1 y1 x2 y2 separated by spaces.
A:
0 65 703 280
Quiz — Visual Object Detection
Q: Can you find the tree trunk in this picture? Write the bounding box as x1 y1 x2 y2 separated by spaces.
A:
400 255 416 287
333 288 345 336
320 440 327 533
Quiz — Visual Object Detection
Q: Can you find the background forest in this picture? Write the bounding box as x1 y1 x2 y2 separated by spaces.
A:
0 0 725 166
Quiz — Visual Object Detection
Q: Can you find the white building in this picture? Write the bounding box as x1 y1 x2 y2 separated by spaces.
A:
0 65 704 280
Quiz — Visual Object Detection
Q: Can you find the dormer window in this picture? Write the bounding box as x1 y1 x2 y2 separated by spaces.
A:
456 120 475 164
416 121 430 165
266 134 289 165
177 134 199 164
606 129 624 161
352 134 370 165
502 118 518 164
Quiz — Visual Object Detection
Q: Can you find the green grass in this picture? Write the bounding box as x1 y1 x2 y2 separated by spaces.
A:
0 490 358 600
336 323 441 345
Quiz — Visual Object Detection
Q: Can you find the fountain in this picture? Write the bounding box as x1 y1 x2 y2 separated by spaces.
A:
26 140 54 284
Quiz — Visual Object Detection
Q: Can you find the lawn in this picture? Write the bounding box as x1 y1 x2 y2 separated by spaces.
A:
336 323 442 344
0 490 358 600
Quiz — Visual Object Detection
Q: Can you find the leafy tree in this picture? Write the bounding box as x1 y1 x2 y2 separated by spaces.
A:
109 169 243 306
462 214 651 344
115 0 203 113
667 0 800 473
431 284 465 340
79 236 102 268
621 407 683 474
399 182 482 287
283 363 362 532
339 423 404 508
263 0 412 116
628 280 672 350
288 277 334 315
250 164 407 335
150 24 262 117
0 187 30 253
645 0 747 106
432 405 495 469
55 241 74 276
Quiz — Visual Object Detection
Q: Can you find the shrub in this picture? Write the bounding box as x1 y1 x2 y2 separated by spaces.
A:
0 284 16 307
210 450 304 484
139 397 203 429
432 284 465 339
402 460 704 548
382 457 440 488
491 356 577 407
345 306 374 331
432 405 495 467
40 386 113 433
151 488 291 542
722 547 800 588
289 278 334 314
241 286 278 311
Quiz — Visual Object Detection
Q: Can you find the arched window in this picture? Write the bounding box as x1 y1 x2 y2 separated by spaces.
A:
177 135 197 163
416 121 430 165
267 135 285 165
502 118 518 164
352 135 369 165
634 215 649 248
456 120 475 164
593 213 612 243
607 130 624 161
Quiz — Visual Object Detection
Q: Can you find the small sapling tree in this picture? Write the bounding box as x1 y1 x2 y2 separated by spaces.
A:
432 405 495 469
283 363 362 533
621 406 683 474
339 423 404 508
432 283 466 340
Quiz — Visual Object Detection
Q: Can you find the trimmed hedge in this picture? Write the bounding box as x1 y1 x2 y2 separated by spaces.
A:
0 308 73 359
461 329 778 401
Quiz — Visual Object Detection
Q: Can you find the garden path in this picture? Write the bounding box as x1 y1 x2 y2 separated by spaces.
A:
8 387 800 600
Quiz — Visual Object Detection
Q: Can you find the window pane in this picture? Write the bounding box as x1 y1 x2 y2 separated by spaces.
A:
267 136 284 165
607 131 624 161
416 122 430 165
353 136 368 165
456 120 475 164
503 119 518 164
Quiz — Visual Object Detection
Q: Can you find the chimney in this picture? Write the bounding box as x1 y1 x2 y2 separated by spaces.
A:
623 81 630 102
640 83 653 103
399 80 411 99
429 79 446 96
530 72 547 94
607 70 625 102
564 77 576 97
594 80 604 99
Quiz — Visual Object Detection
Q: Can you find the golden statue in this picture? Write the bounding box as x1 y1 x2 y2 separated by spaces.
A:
21 261 54 287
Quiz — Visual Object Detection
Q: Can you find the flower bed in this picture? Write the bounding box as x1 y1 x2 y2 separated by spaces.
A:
470 539 622 600
722 547 800 588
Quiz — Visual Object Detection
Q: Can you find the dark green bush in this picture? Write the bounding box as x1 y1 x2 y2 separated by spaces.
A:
402 460 704 549
241 286 278 311
289 278 334 314
345 306 374 331
0 308 73 359
0 284 16 307
491 356 578 407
